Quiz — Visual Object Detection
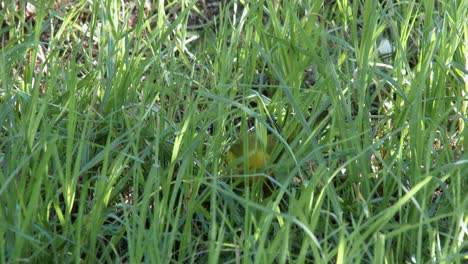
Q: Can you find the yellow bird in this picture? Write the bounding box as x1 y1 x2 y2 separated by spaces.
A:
226 133 275 184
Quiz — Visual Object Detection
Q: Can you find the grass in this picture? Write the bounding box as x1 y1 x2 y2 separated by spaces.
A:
0 0 466 263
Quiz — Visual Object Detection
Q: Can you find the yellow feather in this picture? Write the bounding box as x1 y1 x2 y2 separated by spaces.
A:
226 134 273 174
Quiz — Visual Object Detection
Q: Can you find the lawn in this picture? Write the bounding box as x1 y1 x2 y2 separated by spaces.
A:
0 0 466 263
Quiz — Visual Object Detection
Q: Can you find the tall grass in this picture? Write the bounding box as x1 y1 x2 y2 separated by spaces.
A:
0 0 466 263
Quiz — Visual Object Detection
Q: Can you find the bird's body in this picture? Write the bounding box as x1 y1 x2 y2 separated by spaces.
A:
226 133 274 184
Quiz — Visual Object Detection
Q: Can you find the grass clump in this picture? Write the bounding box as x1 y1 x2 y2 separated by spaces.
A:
0 0 466 263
